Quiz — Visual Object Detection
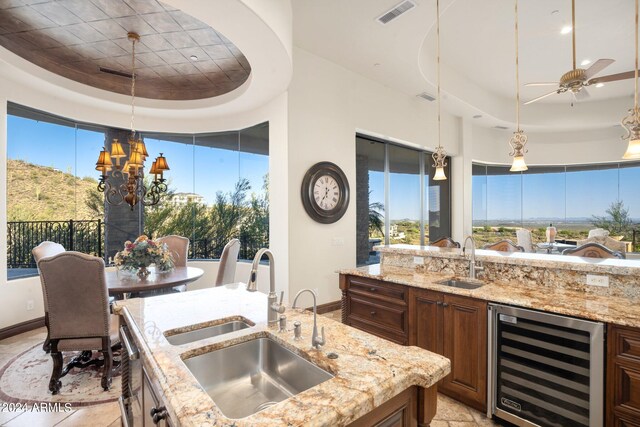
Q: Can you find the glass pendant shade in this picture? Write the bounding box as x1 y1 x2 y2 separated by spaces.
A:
510 155 528 172
433 166 447 181
623 135 640 159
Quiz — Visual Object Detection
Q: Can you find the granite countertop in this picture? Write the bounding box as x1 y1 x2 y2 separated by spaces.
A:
114 284 450 427
339 264 640 328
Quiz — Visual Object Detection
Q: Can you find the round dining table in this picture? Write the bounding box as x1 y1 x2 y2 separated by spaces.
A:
106 266 204 298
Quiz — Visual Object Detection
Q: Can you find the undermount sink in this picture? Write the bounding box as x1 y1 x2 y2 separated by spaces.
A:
165 319 253 346
437 279 484 290
183 337 334 419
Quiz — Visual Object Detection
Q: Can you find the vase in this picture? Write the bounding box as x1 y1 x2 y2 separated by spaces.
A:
137 266 151 279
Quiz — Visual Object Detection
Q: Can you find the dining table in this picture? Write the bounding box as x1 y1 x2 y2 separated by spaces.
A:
106 266 204 299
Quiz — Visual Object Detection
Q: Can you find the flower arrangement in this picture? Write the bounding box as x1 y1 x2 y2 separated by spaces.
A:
114 235 175 276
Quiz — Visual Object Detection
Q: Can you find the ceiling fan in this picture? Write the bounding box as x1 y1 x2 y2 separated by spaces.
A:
524 0 633 105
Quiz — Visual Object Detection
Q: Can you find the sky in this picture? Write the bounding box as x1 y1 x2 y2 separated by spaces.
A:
7 115 269 205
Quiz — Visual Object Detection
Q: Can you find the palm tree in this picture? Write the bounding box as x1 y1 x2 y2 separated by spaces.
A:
369 201 384 237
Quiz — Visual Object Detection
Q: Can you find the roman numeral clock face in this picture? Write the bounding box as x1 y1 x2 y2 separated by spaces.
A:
301 162 350 224
313 175 340 210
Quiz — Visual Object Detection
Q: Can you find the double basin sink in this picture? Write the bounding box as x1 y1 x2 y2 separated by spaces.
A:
164 318 333 419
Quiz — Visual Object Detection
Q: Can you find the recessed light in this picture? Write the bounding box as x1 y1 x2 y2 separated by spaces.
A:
189 55 198 61
560 25 572 35
581 59 591 66
472 114 482 119
595 83 604 88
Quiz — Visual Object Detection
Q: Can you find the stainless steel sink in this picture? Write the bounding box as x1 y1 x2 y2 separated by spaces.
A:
438 279 484 290
165 320 252 346
182 337 333 419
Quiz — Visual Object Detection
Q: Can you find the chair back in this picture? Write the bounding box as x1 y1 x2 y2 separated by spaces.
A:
428 237 460 248
483 239 525 253
588 228 610 238
215 239 241 286
577 236 626 253
37 252 110 340
516 229 534 253
33 241 66 268
157 235 190 267
563 242 625 259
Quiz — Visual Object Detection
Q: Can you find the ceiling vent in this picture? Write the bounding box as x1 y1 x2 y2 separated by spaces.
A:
377 1 416 24
99 66 133 79
494 125 509 130
417 92 436 102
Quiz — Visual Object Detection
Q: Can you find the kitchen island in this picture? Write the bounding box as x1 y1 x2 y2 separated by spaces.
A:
113 283 450 426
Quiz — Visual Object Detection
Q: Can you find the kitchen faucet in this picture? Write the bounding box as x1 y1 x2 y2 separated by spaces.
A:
462 236 484 279
246 248 285 325
292 289 325 350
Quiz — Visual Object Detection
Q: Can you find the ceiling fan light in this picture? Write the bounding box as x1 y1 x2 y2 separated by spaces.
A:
510 155 528 172
433 166 447 181
623 136 640 159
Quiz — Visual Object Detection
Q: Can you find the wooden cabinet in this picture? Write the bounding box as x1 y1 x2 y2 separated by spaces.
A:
341 275 409 345
608 324 640 426
143 367 172 427
340 274 487 412
410 289 487 412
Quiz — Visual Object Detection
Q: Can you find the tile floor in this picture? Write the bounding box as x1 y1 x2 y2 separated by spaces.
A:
0 312 500 426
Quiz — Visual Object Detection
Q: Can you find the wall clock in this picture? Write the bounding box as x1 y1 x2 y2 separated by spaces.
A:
301 162 350 224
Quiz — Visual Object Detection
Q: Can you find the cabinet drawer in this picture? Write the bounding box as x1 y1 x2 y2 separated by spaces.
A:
614 327 640 364
348 276 407 304
349 295 407 334
348 317 407 345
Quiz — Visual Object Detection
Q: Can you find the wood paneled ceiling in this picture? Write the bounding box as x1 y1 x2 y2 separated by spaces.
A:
0 0 251 100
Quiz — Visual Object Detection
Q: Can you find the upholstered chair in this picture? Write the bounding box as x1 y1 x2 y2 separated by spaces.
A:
428 237 460 248
577 236 626 253
37 251 120 394
32 241 66 353
157 235 190 292
516 229 534 253
483 239 525 253
563 242 625 259
215 239 241 286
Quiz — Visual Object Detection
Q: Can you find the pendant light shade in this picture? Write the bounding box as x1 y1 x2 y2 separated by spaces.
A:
508 0 528 172
433 165 447 181
432 0 447 181
621 0 640 159
623 131 640 159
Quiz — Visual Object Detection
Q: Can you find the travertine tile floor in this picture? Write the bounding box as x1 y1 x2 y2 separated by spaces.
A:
0 311 500 426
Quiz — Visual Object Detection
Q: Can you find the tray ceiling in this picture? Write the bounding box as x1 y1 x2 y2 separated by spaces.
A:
0 0 251 100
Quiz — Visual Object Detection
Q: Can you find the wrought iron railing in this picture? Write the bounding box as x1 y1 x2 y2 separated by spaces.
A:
7 220 103 268
189 233 268 261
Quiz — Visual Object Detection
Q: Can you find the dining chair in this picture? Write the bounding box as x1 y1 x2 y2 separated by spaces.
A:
157 235 190 292
37 251 120 394
588 228 610 238
563 242 625 259
428 237 460 248
516 229 534 253
483 239 525 253
215 238 241 286
577 236 626 254
32 241 66 353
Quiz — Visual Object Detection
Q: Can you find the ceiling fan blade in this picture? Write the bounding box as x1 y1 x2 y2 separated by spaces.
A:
588 69 640 85
524 90 559 105
524 82 558 87
584 58 615 79
574 88 590 101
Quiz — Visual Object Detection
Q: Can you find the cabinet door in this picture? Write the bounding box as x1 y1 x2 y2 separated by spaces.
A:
441 294 487 412
143 369 171 427
608 324 640 425
410 289 442 354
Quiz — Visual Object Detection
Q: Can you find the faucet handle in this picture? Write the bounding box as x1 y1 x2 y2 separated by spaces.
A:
278 291 284 305
315 326 326 348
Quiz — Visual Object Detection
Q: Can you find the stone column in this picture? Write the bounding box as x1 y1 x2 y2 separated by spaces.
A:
356 154 370 265
103 129 144 261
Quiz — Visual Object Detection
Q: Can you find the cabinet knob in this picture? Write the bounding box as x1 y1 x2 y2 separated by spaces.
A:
370 310 376 316
369 287 376 292
436 301 442 306
150 407 168 424
442 303 449 308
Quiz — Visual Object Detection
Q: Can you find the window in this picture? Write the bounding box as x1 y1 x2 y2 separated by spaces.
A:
356 135 452 266
6 103 269 279
472 162 640 249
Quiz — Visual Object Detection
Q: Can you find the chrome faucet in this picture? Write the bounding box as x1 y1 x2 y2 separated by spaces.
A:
462 236 484 279
247 248 285 325
292 289 325 350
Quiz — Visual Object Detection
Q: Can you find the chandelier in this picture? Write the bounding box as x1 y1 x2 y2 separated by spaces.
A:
95 32 170 210
620 0 640 159
508 0 528 172
432 0 447 181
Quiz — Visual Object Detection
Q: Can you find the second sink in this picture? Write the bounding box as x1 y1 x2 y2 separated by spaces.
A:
165 319 252 346
437 279 484 290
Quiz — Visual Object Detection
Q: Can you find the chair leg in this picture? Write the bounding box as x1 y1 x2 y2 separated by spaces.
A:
42 312 51 353
48 340 62 395
101 337 113 391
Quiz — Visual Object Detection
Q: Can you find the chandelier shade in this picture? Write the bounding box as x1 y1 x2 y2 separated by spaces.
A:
621 0 640 159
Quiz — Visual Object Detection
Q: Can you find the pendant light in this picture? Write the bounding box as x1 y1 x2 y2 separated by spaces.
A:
508 0 528 172
621 0 640 159
432 0 447 181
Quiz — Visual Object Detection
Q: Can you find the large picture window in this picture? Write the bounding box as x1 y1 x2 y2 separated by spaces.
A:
355 135 452 266
6 103 269 279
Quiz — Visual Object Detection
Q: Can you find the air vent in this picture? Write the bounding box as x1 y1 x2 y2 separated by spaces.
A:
99 67 133 79
377 1 416 24
417 92 436 102
494 125 509 130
